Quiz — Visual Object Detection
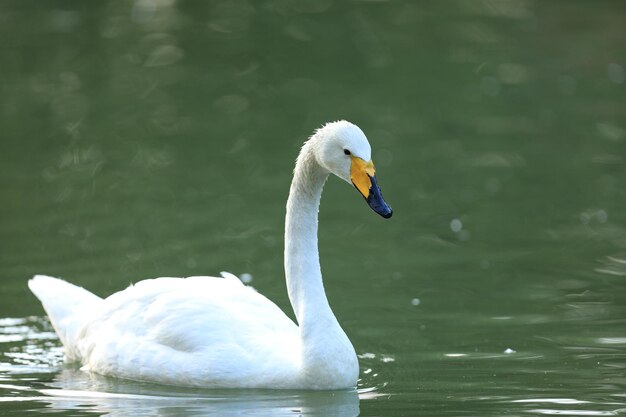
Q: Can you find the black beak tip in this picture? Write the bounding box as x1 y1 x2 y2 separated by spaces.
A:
365 175 393 219
366 193 393 219
371 201 392 219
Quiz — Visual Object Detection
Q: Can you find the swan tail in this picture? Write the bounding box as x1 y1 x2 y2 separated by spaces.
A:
28 275 103 355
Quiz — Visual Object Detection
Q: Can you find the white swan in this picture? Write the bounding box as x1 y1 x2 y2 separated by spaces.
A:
29 120 392 390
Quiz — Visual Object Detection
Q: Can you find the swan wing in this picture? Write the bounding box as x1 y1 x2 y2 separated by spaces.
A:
75 275 300 387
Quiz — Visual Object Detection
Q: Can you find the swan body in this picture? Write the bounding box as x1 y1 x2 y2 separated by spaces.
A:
29 120 392 390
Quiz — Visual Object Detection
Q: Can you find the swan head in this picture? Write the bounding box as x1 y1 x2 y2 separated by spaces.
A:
312 120 393 219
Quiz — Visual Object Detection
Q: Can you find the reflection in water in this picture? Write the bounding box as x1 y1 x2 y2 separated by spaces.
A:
0 374 362 417
2 370 362 417
37 369 360 417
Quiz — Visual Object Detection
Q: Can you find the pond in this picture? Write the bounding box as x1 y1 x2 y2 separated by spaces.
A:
1 1 625 416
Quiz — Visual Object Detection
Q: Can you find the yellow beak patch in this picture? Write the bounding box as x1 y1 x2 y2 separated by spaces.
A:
350 157 376 199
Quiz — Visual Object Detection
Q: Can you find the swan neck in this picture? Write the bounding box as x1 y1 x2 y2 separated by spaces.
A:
283 134 359 388
284 146 332 328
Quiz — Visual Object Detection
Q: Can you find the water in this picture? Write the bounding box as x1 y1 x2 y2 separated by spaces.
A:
1 1 625 415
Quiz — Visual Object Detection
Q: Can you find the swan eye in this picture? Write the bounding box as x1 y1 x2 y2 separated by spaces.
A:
344 149 351 156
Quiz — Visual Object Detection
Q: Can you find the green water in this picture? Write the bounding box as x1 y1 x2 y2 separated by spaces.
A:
1 1 625 415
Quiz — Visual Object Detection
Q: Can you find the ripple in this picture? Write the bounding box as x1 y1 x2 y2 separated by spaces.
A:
596 338 626 345
596 255 626 277
443 352 544 360
513 399 591 405
528 409 619 416
0 318 28 326
0 317 58 344
0 316 64 370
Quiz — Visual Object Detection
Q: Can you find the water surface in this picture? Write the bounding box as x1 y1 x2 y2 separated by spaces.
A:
1 1 625 416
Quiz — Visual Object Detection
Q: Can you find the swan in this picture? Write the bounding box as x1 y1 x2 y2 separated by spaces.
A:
29 120 393 390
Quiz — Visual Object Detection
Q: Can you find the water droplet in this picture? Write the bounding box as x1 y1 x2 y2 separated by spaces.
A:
450 218 463 233
240 273 253 283
411 298 420 306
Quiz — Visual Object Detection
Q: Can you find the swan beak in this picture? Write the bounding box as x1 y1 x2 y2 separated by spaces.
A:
350 157 393 219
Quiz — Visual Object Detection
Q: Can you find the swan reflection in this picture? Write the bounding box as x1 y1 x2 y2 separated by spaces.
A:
38 369 360 417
